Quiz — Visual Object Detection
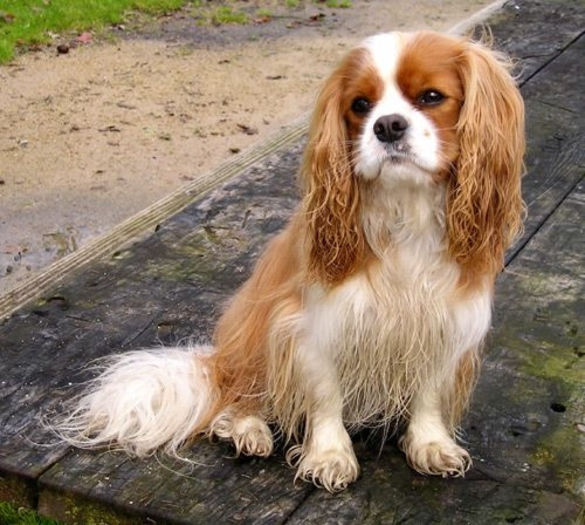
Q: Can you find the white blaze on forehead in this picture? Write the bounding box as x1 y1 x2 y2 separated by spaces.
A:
361 32 409 85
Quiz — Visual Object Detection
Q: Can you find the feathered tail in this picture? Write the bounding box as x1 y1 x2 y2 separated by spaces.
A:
52 345 216 458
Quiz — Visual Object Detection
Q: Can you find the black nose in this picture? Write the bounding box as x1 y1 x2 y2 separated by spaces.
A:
373 114 409 143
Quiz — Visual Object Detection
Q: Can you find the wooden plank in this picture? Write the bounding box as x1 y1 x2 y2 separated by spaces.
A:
0 0 584 521
469 182 585 495
286 445 582 524
484 0 585 84
38 444 310 525
507 32 585 263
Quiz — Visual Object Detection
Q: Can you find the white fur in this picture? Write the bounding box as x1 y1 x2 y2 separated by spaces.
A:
362 32 404 85
53 346 215 458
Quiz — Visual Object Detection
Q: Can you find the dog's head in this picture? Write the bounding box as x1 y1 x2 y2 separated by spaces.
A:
302 31 525 285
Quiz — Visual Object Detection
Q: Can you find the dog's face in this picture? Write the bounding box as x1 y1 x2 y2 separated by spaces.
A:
302 31 525 284
349 32 463 182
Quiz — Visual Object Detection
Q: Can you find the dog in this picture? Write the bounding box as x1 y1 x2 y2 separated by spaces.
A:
55 30 525 492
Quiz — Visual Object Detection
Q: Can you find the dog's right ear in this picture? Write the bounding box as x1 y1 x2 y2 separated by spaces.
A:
301 50 366 285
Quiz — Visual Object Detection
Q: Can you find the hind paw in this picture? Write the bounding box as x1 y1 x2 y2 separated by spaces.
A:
211 412 273 457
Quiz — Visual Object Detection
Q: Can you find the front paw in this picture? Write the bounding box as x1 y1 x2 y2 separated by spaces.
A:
400 433 471 477
289 444 360 492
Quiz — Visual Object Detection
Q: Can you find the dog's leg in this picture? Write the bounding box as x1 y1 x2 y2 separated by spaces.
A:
289 345 359 492
400 290 489 477
399 371 472 477
210 408 273 457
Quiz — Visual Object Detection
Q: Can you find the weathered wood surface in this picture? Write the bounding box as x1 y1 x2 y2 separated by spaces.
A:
1 0 584 523
486 0 585 84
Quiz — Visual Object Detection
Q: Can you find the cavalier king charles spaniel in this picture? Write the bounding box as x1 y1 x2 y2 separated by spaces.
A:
56 31 525 492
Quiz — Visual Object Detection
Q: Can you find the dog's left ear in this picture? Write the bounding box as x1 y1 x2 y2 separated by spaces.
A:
447 40 525 280
301 51 365 285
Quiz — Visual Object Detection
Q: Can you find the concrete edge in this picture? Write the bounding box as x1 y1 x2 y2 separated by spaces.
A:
448 0 508 35
0 1 507 322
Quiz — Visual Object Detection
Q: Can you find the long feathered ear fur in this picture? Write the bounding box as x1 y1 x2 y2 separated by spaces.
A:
448 40 525 281
301 52 365 285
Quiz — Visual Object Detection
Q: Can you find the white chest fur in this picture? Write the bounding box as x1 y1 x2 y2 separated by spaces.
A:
301 177 492 428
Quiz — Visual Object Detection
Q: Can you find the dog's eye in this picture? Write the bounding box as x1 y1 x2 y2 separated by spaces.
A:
418 90 445 106
351 97 372 115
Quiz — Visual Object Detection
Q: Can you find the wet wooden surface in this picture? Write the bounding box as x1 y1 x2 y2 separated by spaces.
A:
1 0 584 523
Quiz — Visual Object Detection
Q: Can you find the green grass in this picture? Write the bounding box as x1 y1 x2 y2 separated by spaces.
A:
256 7 272 19
0 502 62 525
0 0 189 63
325 0 352 7
0 0 354 63
209 5 248 25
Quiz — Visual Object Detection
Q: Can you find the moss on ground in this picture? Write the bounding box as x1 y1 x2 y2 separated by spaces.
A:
0 502 62 525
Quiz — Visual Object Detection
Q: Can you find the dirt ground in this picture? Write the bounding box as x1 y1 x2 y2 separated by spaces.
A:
0 0 494 294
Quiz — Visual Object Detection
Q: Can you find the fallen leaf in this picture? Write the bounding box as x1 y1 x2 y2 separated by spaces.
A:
98 125 121 133
3 244 26 255
116 101 137 110
0 11 15 23
237 123 258 135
